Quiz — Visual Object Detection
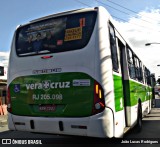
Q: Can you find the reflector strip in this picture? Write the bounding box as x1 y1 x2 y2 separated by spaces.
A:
15 122 25 125
99 102 105 108
71 125 87 129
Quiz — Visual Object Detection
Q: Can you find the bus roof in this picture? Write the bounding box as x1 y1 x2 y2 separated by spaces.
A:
30 7 98 23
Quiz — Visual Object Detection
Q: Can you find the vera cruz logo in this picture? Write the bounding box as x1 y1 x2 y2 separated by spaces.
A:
26 80 70 90
42 80 50 90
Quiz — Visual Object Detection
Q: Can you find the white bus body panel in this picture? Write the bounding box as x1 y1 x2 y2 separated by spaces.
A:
8 107 114 138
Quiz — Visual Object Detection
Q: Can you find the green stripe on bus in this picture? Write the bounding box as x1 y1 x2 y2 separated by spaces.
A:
9 72 95 117
113 75 124 112
113 74 152 112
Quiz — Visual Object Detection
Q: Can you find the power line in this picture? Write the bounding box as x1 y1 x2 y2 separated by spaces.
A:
73 0 160 32
112 15 160 32
95 0 131 15
106 0 139 14
74 0 159 25
104 0 160 22
74 0 91 7
75 0 130 16
95 0 153 24
75 0 158 25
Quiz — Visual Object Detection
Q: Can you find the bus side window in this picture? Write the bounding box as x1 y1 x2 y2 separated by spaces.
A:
144 66 147 84
134 56 139 80
147 69 151 85
144 67 151 85
109 23 119 72
127 47 136 79
134 56 143 82
151 73 156 88
138 61 144 83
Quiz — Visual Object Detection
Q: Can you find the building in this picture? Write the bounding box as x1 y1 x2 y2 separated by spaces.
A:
0 79 7 104
0 66 7 115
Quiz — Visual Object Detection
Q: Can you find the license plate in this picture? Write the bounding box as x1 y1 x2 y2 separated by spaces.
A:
39 105 56 112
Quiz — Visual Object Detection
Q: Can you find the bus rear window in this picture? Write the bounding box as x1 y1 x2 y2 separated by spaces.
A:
16 11 97 57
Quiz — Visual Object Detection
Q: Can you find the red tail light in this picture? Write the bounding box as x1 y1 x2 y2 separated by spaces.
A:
7 87 12 112
41 55 53 59
92 81 105 115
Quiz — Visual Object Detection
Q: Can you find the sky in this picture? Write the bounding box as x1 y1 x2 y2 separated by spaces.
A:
0 0 160 79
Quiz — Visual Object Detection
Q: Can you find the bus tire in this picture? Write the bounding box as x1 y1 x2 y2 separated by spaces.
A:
136 102 142 133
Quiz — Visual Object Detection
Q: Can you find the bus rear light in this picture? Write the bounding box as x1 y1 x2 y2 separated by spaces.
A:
96 85 99 94
95 103 101 110
95 102 105 109
99 89 102 98
95 84 102 99
92 81 105 115
41 55 53 59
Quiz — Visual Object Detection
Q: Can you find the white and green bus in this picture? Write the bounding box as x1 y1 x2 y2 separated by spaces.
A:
7 6 155 138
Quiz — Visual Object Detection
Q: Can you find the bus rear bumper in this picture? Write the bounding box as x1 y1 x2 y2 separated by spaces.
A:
8 108 114 138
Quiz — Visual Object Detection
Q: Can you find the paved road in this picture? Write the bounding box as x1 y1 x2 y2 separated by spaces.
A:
0 109 160 146
0 97 160 146
124 108 160 138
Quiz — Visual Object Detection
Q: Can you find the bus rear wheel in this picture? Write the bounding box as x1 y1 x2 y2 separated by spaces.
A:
136 103 142 132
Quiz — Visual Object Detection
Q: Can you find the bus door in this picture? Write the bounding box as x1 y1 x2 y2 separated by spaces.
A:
117 39 128 127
